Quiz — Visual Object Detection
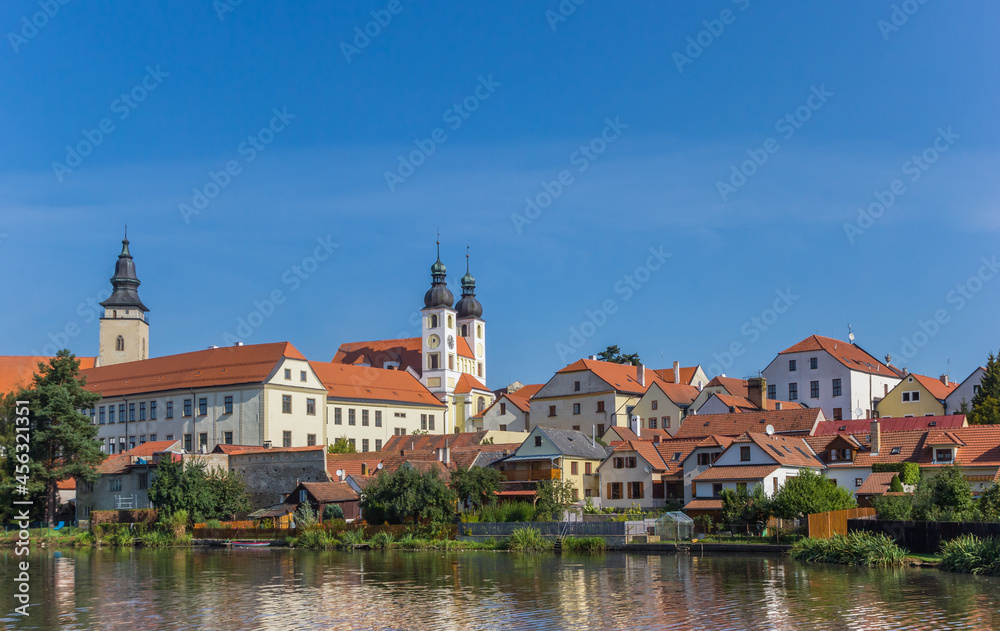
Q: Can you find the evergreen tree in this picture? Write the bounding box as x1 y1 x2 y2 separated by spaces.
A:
888 475 904 493
969 352 1000 425
596 345 641 365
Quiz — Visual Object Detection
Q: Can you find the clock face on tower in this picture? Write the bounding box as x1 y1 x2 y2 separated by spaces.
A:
427 334 440 349
447 335 455 349
476 343 484 357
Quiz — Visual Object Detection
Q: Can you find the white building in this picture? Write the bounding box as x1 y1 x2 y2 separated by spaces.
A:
945 366 987 415
762 335 903 421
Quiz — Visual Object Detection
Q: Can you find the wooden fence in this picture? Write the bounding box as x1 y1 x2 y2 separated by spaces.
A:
807 507 876 539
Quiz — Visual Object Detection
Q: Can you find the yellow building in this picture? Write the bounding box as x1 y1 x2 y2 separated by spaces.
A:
877 373 958 418
494 426 609 505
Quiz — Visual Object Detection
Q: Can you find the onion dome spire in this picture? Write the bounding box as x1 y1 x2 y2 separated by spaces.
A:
99 228 149 312
455 246 483 319
423 233 454 309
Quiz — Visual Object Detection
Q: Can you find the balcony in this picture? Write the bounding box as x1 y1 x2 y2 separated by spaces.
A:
502 469 562 482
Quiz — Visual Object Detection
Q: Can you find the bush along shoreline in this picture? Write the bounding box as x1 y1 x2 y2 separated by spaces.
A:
286 525 606 553
790 532 908 568
940 535 1000 576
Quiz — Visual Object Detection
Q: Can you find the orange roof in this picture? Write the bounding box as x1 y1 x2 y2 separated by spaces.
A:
332 338 423 375
684 499 722 510
97 440 182 474
709 392 804 413
693 465 781 481
608 440 668 471
555 359 661 395
502 383 544 412
456 337 475 360
651 366 700 385
606 427 672 442
296 481 358 503
778 335 904 377
856 472 900 496
309 362 445 407
673 409 822 439
325 452 384 478
382 432 490 453
651 382 700 406
813 415 967 435
0 355 96 395
82 343 304 397
57 479 76 490
909 373 960 401
919 426 1000 467
455 373 490 394
732 432 823 468
654 439 706 475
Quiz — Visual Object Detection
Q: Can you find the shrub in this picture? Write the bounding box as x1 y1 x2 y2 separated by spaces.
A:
873 494 913 520
104 525 137 548
370 531 396 550
323 504 345 521
74 531 96 547
160 509 190 539
205 519 223 529
294 503 318 529
139 530 174 548
940 534 1000 575
562 536 606 553
505 527 552 551
296 529 335 549
338 529 366 547
791 532 908 567
888 475 904 493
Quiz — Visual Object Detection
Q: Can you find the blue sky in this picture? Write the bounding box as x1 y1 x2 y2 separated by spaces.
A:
2 1 998 388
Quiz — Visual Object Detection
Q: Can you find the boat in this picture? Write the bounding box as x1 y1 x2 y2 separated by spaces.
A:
231 540 271 548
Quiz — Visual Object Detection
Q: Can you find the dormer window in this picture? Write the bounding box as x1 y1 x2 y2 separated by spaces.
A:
935 449 954 462
890 447 901 455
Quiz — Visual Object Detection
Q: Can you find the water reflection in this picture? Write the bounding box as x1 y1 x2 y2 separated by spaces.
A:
2 549 1000 630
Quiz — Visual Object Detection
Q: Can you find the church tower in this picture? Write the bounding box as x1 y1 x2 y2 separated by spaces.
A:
420 240 459 406
96 232 149 367
455 249 486 384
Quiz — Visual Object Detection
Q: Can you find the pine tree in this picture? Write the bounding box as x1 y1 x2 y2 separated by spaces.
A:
969 352 1000 425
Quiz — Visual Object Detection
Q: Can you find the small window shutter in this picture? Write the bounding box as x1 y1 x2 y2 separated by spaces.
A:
637 482 644 499
627 483 632 499
606 483 612 498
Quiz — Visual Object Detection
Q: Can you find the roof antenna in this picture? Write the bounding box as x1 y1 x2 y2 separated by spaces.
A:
848 323 855 344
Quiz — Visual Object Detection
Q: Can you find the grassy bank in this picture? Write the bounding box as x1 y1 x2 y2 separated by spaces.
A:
791 533 909 568
287 526 596 552
940 535 1000 576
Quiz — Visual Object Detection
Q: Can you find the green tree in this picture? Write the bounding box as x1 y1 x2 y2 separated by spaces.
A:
596 345 641 366
360 467 457 524
899 463 921 486
873 494 914 520
450 466 504 508
327 436 357 454
720 483 772 526
770 469 856 519
888 475 904 493
6 352 103 526
968 352 1000 425
534 479 577 520
148 459 251 521
323 503 345 521
913 464 974 520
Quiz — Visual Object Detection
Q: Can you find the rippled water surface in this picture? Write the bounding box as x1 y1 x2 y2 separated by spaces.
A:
3 548 1000 630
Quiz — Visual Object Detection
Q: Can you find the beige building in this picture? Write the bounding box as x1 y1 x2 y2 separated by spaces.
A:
471 383 543 432
877 373 958 418
629 381 699 436
95 234 149 367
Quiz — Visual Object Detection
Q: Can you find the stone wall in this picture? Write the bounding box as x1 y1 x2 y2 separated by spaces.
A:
229 448 329 509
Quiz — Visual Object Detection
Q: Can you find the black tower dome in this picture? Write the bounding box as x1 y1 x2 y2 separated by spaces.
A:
455 249 483 319
99 231 149 312
423 240 454 309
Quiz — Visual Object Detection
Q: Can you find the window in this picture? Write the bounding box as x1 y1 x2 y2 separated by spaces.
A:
477 397 485 413
449 355 455 371
665 415 671 428
903 391 921 402
628 482 644 499
348 409 356 425
447 315 454 328
626 456 637 469
712 483 723 497
574 380 581 391
832 379 842 397
428 414 435 431
362 409 369 426
573 403 581 415
119 404 125 422
596 401 605 413
833 408 843 421
890 446 901 455
150 401 157 420
500 403 506 415
789 359 797 371
651 400 658 411
224 431 233 444
767 384 776 400
184 434 192 452
548 405 556 417
499 424 507 431
362 439 369 452
183 399 192 417
535 436 542 447
788 383 798 401
596 424 604 435
282 395 292 414
300 371 307 382
478 362 483 378
585 462 592 475
649 418 657 429
421 414 428 430
166 401 173 418
572 488 579 501
429 314 438 328
139 402 146 421
199 433 208 451
810 381 820 399
115 335 125 351
348 438 356 449
935 449 953 462
974 385 982 395
109 478 122 492
461 324 468 337
166 434 173 440
572 425 580 431
306 398 316 416
571 462 578 475
810 357 818 370
129 403 135 422
308 434 317 447
139 434 146 445
608 482 623 500
855 478 863 487
199 398 208 416
136 472 147 491
284 368 291 380
224 396 233 414
429 353 439 370
375 410 382 427
283 431 291 448
740 446 751 461
334 408 342 425
697 452 719 466
107 441 115 454
99 406 106 424
375 439 382 451
150 433 157 442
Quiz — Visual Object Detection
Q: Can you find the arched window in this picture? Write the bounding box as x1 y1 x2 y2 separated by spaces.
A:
115 336 125 351
447 315 454 328
112 310 117 318
477 397 486 413
461 324 468 337
477 324 483 338
429 314 438 328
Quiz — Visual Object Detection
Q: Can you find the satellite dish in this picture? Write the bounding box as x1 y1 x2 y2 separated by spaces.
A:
376 462 384 470
848 332 855 342
335 469 344 478
855 407 864 419
765 424 775 436
644 465 652 474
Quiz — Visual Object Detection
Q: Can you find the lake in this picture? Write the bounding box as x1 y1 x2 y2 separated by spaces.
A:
2 548 999 630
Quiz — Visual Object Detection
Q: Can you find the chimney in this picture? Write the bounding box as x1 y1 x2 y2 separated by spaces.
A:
870 419 881 454
263 441 272 449
673 361 680 384
747 377 766 410
443 439 450 465
361 463 368 476
775 402 782 410
653 434 661 445
637 364 646 387
940 374 949 387
589 355 598 361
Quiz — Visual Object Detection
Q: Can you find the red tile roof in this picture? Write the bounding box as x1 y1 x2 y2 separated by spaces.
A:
606 427 672 442
652 382 700 406
919 426 1000 467
555 359 660 395
608 440 668 471
0 355 96 396
96 440 182 474
82 343 304 397
57 478 76 490
732 432 823 468
504 383 544 412
655 439 706 476
382 432 490 453
684 499 722 511
778 335 904 377
710 392 803 412
326 452 384 479
651 366 700 385
909 373 960 401
332 338 423 375
856 472 900 496
673 409 823 439
309 361 445 407
456 337 475 360
693 465 781 481
455 373 490 394
812 415 967 435
297 481 358 503
704 376 752 397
